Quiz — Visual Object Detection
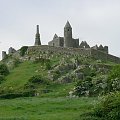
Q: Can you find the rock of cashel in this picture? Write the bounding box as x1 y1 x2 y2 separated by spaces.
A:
2 21 120 63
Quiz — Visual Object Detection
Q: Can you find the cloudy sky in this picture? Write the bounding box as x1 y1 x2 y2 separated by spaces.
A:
0 0 120 59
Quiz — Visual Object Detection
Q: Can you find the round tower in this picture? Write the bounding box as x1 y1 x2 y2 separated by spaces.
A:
34 25 41 46
64 21 73 47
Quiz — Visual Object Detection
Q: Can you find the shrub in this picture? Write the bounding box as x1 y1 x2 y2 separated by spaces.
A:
24 83 35 89
90 72 96 77
81 67 91 76
52 71 61 81
92 75 109 95
111 78 120 91
20 46 28 56
74 75 109 97
107 65 120 92
0 64 9 76
28 75 49 84
0 75 5 84
108 65 120 80
29 75 44 84
45 62 52 70
0 90 35 99
24 75 49 90
14 58 21 67
74 76 93 97
94 92 120 120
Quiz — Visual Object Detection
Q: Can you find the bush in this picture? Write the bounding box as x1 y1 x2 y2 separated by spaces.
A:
81 67 91 76
20 46 28 56
0 90 35 99
45 62 52 70
74 75 109 97
0 64 9 76
28 75 49 84
107 65 120 92
74 76 93 97
24 83 35 89
29 75 44 84
0 75 5 84
109 65 120 80
14 58 21 67
111 78 120 91
92 75 109 95
25 75 49 90
94 92 120 120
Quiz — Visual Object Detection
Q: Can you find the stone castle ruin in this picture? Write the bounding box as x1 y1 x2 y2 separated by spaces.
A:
48 21 79 48
48 21 108 54
2 21 120 63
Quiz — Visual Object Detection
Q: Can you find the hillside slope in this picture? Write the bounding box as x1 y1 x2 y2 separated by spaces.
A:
0 53 116 96
0 53 119 120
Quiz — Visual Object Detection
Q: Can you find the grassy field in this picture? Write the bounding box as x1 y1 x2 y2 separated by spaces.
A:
0 97 97 120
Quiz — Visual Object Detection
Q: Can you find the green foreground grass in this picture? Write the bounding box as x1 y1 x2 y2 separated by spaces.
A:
0 97 97 120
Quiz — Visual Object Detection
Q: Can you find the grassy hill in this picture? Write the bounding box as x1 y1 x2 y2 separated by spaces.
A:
1 61 47 92
0 53 118 120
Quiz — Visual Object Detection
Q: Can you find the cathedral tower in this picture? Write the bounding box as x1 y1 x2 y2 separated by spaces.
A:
34 25 41 45
64 21 73 47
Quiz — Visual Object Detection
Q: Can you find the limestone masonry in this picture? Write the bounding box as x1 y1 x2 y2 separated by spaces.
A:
2 21 120 63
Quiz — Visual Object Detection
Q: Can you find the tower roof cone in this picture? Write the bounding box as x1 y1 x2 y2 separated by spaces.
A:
64 21 72 28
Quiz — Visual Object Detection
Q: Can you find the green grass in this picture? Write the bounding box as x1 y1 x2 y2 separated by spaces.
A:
41 83 75 97
0 97 97 120
0 61 48 92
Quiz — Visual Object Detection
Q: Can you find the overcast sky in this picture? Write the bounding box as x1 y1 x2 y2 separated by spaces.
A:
0 0 120 59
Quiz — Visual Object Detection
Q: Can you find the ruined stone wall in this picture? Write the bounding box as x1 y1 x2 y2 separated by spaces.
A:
48 38 59 47
107 54 120 63
2 51 7 60
48 37 64 47
27 45 91 58
59 37 64 47
91 49 107 61
72 38 79 48
27 45 120 63
91 49 120 63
